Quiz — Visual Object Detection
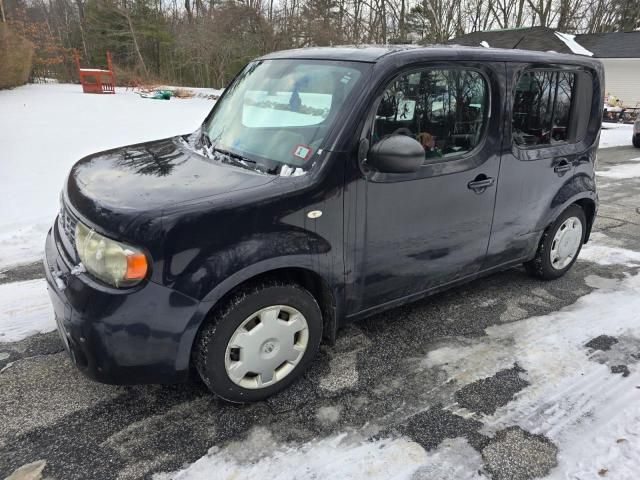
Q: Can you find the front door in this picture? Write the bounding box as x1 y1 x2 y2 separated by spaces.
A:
350 63 504 313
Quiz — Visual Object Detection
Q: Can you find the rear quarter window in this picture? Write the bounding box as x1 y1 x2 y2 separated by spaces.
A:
512 70 576 147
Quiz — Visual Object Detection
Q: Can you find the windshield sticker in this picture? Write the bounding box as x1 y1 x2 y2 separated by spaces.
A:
293 144 312 161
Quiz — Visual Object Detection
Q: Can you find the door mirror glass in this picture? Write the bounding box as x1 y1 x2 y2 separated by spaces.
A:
368 135 424 173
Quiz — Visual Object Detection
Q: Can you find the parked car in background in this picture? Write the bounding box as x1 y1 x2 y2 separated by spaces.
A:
45 46 604 402
634 117 640 147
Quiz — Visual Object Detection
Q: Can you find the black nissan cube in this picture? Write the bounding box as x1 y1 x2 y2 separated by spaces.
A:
45 45 603 402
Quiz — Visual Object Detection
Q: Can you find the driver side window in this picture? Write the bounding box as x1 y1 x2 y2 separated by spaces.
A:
373 68 488 163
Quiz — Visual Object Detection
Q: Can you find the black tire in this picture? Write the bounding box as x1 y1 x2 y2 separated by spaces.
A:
524 205 587 280
192 281 322 403
633 135 640 148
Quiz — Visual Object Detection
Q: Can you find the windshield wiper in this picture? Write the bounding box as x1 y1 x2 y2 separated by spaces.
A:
200 131 274 174
212 146 257 166
200 132 255 165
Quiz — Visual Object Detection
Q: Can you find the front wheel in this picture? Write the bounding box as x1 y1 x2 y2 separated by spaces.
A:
193 282 323 403
633 135 640 148
524 205 586 280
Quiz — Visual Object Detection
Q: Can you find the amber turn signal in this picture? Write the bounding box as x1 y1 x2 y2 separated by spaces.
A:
125 252 148 280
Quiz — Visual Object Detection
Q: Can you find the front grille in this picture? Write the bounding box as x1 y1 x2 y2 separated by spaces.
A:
59 202 78 247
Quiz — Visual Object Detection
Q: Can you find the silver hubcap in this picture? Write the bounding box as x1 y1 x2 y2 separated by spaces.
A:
224 305 309 389
550 216 583 270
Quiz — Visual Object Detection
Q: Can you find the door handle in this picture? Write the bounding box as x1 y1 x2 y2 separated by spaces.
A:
467 174 495 194
553 158 572 175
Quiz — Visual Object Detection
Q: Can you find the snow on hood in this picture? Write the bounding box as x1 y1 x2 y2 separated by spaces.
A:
554 32 594 56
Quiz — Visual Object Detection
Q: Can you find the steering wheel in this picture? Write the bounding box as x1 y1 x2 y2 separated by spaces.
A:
392 127 414 137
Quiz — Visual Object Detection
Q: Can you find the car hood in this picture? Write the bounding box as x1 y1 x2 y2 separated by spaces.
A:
66 137 276 233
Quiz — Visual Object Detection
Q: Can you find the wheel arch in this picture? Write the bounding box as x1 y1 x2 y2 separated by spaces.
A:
572 197 596 243
208 266 339 344
528 193 596 263
544 174 597 243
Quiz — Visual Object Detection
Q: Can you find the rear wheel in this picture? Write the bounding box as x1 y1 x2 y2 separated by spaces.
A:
524 205 586 280
193 281 322 403
633 135 640 148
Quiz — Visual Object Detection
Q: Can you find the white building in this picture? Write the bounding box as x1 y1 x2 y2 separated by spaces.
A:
576 32 640 107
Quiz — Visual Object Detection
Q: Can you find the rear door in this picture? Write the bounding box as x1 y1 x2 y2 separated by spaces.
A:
485 65 588 267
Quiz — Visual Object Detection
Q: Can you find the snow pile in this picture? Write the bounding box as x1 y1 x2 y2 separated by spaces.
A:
0 83 216 269
599 123 634 149
554 32 594 57
0 279 54 342
596 158 640 179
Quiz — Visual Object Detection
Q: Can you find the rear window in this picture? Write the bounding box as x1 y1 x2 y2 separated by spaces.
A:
512 70 575 147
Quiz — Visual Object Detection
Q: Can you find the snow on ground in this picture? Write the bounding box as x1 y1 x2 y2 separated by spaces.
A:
581 241 640 266
0 279 54 342
156 429 435 480
422 240 640 480
596 158 640 179
599 123 634 149
157 236 640 479
155 429 487 480
0 83 217 269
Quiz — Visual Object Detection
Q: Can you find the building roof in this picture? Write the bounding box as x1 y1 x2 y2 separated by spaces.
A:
450 27 640 59
449 27 573 54
574 31 640 58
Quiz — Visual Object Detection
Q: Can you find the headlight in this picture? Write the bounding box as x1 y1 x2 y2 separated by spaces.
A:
75 222 148 287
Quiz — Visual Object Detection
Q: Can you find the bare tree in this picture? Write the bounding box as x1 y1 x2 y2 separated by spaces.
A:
5 0 634 88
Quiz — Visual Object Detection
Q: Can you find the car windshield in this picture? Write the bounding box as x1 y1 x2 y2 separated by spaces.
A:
203 59 369 174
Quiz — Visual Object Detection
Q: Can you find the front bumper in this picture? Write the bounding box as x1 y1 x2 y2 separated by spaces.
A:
44 221 202 384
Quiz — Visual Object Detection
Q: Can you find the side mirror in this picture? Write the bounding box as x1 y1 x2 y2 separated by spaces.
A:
368 135 424 174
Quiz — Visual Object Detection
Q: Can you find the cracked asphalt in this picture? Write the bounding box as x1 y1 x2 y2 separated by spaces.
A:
1 145 640 479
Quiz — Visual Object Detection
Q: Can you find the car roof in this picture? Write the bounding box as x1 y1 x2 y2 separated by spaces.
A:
258 44 603 68
259 45 421 62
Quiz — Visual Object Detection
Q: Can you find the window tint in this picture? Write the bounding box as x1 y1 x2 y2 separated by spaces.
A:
372 69 488 162
512 70 575 147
